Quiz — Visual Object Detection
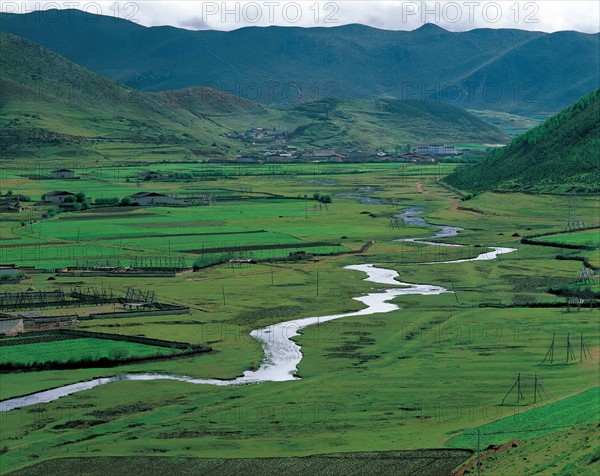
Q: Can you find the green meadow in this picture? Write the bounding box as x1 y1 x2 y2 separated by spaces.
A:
448 386 600 448
537 229 600 247
0 163 598 474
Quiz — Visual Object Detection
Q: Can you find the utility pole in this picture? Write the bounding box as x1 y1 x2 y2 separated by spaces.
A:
451 283 459 303
477 428 481 476
316 270 319 297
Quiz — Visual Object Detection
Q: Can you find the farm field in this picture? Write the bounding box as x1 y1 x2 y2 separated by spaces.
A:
0 337 178 367
0 164 598 474
0 162 474 270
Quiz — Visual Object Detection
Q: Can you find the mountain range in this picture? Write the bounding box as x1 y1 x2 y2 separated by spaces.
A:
0 31 507 157
1 9 598 114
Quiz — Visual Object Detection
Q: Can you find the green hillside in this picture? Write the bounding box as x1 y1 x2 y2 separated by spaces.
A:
444 89 600 193
0 31 507 161
285 98 507 147
0 32 248 147
1 9 598 114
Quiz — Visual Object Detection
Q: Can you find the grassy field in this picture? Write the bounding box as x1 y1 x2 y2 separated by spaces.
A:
0 338 178 366
537 229 600 247
447 387 600 448
475 423 599 475
0 165 598 474
1 162 468 269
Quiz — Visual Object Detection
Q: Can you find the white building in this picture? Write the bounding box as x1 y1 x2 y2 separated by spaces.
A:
411 145 457 155
42 191 75 204
0 318 24 335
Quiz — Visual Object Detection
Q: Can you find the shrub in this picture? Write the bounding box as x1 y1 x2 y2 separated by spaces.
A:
95 197 120 206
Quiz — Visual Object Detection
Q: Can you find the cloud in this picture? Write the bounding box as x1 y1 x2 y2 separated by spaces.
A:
6 1 600 33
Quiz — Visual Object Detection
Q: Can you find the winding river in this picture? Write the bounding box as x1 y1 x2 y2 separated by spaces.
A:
0 210 516 412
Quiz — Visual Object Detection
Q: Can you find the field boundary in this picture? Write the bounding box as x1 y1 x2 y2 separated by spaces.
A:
0 329 211 372
184 241 340 254
54 329 203 349
521 226 600 250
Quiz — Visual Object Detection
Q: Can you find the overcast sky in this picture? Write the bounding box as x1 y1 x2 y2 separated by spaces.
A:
6 1 600 33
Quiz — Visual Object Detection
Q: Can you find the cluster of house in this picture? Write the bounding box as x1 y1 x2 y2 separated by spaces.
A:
236 147 451 164
0 197 23 213
263 145 298 159
41 190 180 206
138 170 165 181
227 127 288 143
0 170 78 212
237 148 386 163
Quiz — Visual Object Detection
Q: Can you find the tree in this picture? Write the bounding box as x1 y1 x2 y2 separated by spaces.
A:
120 197 133 206
75 192 86 203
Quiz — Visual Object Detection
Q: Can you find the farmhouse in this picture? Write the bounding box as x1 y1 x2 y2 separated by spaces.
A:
0 318 24 335
412 145 457 155
303 149 345 162
51 168 76 179
0 202 22 212
128 192 180 206
42 190 75 204
0 264 20 278
346 150 377 162
138 170 164 181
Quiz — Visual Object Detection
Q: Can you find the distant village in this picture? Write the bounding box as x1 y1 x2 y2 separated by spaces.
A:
236 144 458 164
226 127 460 164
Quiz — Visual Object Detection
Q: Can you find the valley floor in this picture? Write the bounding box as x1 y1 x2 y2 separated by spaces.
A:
0 165 598 474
